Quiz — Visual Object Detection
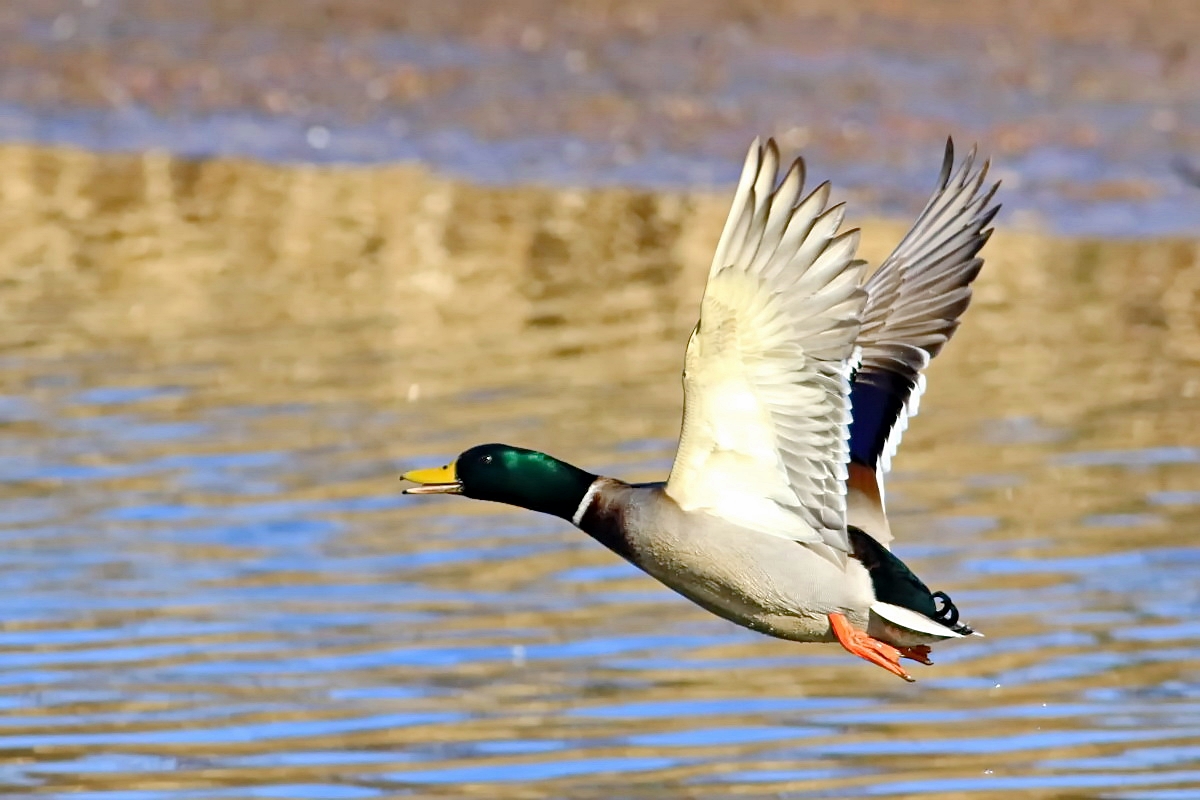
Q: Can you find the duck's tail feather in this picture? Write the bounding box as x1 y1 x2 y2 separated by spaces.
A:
870 600 980 638
849 526 976 636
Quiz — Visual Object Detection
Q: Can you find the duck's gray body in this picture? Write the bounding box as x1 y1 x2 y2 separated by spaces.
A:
577 478 949 647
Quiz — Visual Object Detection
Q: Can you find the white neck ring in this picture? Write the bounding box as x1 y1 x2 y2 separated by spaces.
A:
571 479 602 526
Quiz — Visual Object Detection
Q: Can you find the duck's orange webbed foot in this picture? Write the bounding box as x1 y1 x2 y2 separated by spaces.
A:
898 645 933 665
828 613 915 682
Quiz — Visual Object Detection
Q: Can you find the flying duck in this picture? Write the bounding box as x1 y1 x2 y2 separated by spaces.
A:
403 138 999 681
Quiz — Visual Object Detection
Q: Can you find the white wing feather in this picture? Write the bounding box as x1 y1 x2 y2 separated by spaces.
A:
666 139 868 563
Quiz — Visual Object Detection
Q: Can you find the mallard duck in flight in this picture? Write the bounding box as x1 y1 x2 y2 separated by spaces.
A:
404 139 1000 681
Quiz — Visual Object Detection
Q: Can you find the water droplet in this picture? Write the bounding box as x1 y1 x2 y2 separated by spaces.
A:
52 13 77 40
565 50 587 74
366 78 389 101
520 26 545 52
306 126 331 150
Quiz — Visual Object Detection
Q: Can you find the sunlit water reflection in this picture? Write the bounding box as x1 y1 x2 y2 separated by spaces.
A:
0 146 1197 798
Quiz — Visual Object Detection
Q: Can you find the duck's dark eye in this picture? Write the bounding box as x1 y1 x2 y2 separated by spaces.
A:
481 454 494 465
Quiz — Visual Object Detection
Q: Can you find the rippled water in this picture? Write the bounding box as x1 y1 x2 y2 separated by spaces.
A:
1 146 1199 798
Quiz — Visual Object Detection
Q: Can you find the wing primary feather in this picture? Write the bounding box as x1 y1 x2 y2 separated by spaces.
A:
710 140 763 276
750 158 806 275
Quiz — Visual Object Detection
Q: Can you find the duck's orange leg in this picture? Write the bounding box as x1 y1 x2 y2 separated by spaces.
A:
828 613 914 682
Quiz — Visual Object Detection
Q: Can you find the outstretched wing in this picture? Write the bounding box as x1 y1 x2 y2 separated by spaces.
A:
665 139 868 564
847 139 1001 546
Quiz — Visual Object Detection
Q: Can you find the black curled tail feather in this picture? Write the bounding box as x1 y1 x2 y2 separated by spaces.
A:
932 590 974 635
848 526 974 635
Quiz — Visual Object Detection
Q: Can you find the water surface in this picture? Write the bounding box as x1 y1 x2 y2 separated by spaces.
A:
0 146 1198 797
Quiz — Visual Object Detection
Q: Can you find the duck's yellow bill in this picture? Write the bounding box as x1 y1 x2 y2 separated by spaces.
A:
401 463 462 494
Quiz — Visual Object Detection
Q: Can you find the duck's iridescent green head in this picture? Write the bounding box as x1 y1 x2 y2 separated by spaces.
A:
402 443 596 520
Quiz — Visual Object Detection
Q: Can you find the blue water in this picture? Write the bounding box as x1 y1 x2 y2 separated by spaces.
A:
0 343 1196 797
